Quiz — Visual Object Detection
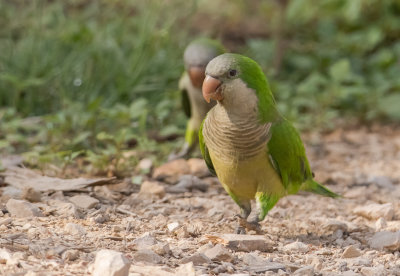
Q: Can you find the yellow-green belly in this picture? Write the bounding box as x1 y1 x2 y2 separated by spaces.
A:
209 149 284 200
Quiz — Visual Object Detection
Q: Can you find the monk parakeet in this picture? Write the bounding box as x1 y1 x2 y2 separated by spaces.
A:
199 53 339 232
169 38 225 160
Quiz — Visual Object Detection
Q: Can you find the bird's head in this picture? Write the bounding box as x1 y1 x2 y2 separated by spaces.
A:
183 38 225 88
203 53 277 119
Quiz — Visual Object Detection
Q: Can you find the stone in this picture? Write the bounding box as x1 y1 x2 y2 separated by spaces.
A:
6 251 25 266
21 187 41 202
387 221 400 231
167 222 180 232
241 252 285 273
242 253 267 266
92 249 130 276
209 234 273 252
130 263 195 276
293 265 314 275
187 221 204 237
152 159 190 183
137 158 153 173
342 245 362 258
92 213 109 224
2 186 22 199
65 223 86 236
375 217 387 230
151 242 171 256
62 249 79 261
322 219 348 233
133 249 163 264
130 265 174 276
139 181 165 199
282 241 309 253
344 187 368 199
25 272 47 276
369 175 394 189
69 195 99 209
360 265 386 276
165 175 208 193
369 230 400 251
346 257 371 267
0 248 12 264
6 199 44 217
0 218 12 226
48 200 81 218
354 203 394 220
175 225 189 238
250 263 286 273
133 233 157 250
204 244 233 262
175 262 196 276
181 253 210 265
187 158 209 177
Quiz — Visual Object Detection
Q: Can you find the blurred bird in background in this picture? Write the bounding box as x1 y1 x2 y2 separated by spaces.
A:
169 38 225 160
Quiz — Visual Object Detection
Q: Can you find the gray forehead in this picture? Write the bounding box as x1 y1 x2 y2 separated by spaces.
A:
183 44 219 67
206 54 236 76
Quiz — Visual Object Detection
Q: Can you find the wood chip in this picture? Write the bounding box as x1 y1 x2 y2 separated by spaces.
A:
1 167 115 191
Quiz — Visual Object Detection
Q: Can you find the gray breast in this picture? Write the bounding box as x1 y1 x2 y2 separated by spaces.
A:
203 109 271 162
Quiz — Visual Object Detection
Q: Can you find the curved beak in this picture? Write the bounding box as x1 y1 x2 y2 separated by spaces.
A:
202 75 223 103
188 67 205 88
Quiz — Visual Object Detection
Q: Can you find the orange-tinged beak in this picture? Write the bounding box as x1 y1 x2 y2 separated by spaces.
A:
188 67 205 88
202 75 223 103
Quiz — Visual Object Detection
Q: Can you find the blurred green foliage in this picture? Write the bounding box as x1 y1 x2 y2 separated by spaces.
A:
0 0 399 175
246 0 400 127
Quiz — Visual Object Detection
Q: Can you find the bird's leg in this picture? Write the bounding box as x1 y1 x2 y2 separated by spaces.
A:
234 200 251 234
168 142 193 161
247 193 280 234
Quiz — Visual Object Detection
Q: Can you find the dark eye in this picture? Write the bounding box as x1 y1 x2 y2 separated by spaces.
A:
229 69 237 77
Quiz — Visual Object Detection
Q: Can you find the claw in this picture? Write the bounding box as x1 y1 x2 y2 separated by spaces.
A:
234 226 246 234
236 216 264 234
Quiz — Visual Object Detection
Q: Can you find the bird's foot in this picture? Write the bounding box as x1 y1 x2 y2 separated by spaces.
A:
236 216 263 234
234 215 263 234
245 220 263 234
168 144 191 161
234 226 246 234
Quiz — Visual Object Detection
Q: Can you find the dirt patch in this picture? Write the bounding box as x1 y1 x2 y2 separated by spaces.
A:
1 126 400 275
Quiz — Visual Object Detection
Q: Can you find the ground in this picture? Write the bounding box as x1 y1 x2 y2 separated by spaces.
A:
1 125 400 276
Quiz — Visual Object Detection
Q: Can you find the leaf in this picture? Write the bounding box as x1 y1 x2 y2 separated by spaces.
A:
129 98 148 119
329 59 351 83
96 132 114 141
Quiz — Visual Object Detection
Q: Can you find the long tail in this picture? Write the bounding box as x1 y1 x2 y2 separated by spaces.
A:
302 180 340 198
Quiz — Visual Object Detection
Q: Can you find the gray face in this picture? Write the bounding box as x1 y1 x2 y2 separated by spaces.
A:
204 54 258 113
205 54 241 82
183 44 220 69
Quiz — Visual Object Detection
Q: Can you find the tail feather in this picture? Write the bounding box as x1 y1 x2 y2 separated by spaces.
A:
302 180 340 198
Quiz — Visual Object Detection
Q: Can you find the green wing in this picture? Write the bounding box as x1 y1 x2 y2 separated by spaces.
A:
268 118 338 197
199 119 216 176
178 72 191 118
267 119 313 194
181 89 191 118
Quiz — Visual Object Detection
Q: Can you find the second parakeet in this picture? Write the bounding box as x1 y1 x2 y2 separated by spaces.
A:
199 53 339 232
169 38 225 160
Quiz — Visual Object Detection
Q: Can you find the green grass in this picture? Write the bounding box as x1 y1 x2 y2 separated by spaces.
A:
0 0 399 176
0 0 195 174
0 0 193 115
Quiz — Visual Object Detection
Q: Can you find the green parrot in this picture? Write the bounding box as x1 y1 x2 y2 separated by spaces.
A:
199 53 339 232
169 38 225 160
